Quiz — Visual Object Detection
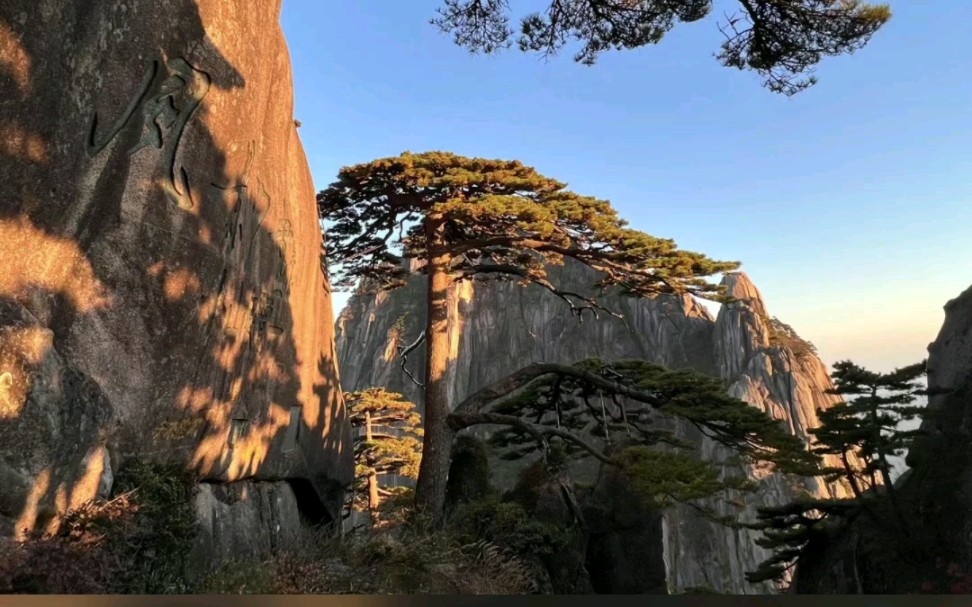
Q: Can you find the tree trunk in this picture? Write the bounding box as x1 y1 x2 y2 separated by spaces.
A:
868 392 909 536
368 473 380 514
366 411 380 513
841 452 863 498
414 217 455 523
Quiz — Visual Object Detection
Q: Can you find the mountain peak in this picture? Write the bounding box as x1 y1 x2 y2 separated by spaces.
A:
721 272 768 318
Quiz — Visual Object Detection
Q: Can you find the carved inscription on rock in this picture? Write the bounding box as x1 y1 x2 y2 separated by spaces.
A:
87 57 211 209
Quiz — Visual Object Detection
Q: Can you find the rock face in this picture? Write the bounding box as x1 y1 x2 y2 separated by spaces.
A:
192 480 322 569
0 0 352 550
916 284 972 456
889 284 972 581
336 261 849 593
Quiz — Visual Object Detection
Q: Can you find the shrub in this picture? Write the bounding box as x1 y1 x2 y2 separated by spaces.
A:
448 497 570 558
0 459 198 594
196 559 274 594
453 540 538 594
105 460 199 593
266 515 541 594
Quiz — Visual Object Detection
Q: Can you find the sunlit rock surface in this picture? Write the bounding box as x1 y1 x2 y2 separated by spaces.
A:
0 0 352 546
336 261 849 593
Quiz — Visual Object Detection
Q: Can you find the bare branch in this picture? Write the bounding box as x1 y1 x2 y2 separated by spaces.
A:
460 263 621 321
398 329 427 387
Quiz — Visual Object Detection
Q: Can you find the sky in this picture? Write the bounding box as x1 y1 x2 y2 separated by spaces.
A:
281 1 972 373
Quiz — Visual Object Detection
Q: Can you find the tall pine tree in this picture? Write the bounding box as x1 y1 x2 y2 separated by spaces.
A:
319 151 739 521
746 359 927 586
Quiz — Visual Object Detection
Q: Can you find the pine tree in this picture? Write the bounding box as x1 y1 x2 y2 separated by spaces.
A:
821 360 927 496
745 359 927 586
448 358 821 525
345 389 423 520
319 151 739 521
431 0 891 95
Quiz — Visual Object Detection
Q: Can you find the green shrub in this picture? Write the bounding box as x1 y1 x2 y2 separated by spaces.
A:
448 497 570 558
262 508 544 594
107 460 199 593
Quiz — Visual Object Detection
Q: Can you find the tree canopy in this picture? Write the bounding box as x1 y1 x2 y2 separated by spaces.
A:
432 0 891 95
445 357 825 527
319 151 739 520
319 151 738 314
449 358 821 476
813 359 926 495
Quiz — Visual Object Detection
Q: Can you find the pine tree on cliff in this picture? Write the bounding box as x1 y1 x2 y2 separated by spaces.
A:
745 359 928 585
431 0 891 95
346 389 423 519
446 357 823 531
816 359 927 497
319 151 739 519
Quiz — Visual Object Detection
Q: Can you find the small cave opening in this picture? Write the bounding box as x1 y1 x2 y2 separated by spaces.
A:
285 478 333 527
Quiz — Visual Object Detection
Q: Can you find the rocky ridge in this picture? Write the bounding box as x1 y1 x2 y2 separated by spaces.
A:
336 260 849 593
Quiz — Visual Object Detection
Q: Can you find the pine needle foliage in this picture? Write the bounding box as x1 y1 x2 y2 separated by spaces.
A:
462 357 822 528
615 446 755 508
319 151 738 306
485 358 819 477
745 359 928 585
345 389 424 515
431 0 891 95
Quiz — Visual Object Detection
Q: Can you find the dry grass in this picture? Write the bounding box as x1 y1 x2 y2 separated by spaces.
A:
199 520 541 595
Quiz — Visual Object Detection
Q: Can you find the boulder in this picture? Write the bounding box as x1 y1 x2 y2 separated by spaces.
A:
0 0 352 540
445 435 492 512
191 480 318 575
583 455 667 594
505 466 593 594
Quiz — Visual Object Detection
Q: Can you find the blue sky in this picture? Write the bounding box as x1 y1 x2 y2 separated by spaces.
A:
281 1 972 373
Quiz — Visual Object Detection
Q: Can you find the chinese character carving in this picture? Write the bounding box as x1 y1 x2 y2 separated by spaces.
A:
87 57 211 210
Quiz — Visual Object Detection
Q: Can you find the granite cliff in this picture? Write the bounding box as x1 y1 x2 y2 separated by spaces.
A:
0 0 352 560
336 260 850 593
